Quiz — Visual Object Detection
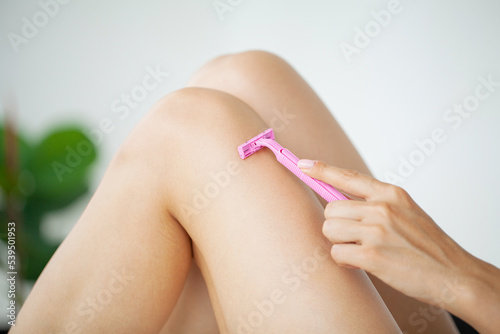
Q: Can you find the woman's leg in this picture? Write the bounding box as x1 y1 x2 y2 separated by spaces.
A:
159 262 218 333
187 50 459 334
14 87 400 333
144 87 399 333
12 110 193 332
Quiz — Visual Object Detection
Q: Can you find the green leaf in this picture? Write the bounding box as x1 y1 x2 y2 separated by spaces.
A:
20 201 61 280
19 219 58 281
1 124 99 281
22 182 88 230
25 127 97 204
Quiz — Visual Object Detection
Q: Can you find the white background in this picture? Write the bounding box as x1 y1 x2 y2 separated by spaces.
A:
1 0 499 326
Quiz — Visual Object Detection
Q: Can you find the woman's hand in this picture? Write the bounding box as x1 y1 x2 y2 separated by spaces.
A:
298 159 500 333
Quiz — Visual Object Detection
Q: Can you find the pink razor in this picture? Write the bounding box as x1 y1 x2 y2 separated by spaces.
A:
237 128 348 202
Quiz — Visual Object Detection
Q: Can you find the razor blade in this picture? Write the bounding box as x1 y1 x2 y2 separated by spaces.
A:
237 128 275 159
237 128 348 202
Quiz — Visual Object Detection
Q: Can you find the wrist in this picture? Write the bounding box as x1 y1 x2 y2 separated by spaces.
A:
443 253 500 333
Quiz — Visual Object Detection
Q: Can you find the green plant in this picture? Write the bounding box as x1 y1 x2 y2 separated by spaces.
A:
1 121 98 281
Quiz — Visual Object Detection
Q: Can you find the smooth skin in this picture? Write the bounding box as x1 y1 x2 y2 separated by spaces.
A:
11 87 401 333
11 50 465 333
299 160 500 334
185 50 458 333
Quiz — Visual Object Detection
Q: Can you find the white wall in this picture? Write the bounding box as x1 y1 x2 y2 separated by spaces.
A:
1 0 499 321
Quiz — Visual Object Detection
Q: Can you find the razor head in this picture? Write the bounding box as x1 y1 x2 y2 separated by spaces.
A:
237 128 275 159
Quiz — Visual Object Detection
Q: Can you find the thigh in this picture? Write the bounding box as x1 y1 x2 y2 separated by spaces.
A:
187 51 458 334
13 125 192 333
152 87 400 333
159 262 219 334
187 51 370 175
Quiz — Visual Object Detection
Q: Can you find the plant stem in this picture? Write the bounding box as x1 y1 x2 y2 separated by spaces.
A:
4 103 26 306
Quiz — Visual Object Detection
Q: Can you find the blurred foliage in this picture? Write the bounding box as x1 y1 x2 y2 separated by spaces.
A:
0 123 98 281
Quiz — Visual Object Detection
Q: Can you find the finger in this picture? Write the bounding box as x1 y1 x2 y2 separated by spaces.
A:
330 243 370 271
324 200 370 221
322 219 364 244
298 160 385 200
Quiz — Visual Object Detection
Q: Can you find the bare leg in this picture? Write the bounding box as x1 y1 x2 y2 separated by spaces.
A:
147 87 399 333
12 109 193 332
14 87 401 333
187 50 459 334
160 262 218 333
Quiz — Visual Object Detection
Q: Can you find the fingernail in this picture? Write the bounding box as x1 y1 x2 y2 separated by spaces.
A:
297 159 316 169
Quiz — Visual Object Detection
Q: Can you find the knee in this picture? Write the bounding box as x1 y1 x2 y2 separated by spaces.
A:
232 50 291 74
114 87 270 215
149 87 261 134
190 50 290 85
216 50 287 68
118 87 266 162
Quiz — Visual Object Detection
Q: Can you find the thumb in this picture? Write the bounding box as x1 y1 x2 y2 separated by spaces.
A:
298 160 381 200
